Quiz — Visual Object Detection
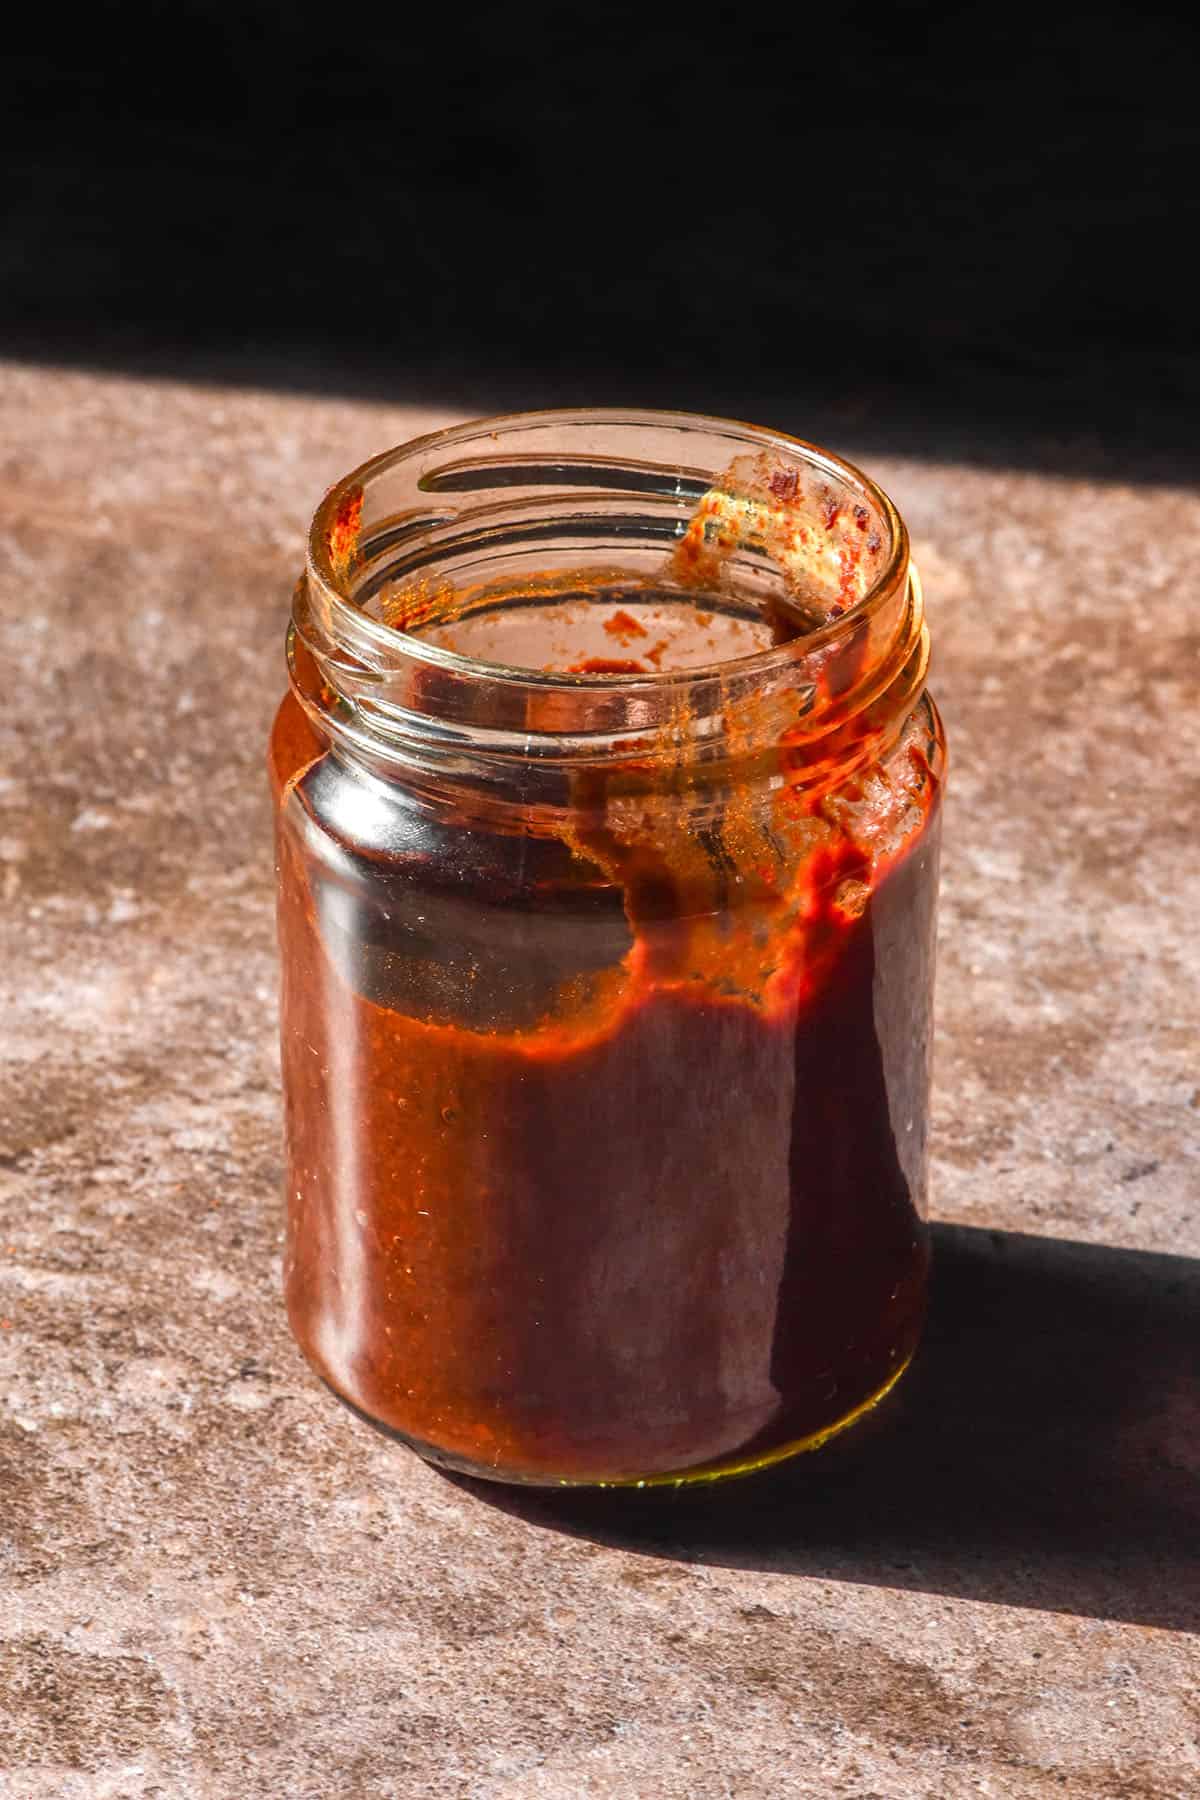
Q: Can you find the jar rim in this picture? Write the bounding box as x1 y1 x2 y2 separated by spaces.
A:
305 406 911 693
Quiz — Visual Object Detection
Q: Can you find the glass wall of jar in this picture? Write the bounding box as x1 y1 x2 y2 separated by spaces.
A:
268 410 947 1487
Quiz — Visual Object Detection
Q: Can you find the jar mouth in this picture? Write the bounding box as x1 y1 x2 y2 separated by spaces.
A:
295 409 923 770
307 408 909 681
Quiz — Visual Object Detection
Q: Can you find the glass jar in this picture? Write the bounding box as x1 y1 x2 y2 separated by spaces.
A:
269 410 946 1488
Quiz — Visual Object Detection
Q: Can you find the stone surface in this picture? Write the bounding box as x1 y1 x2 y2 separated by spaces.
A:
0 364 1197 1798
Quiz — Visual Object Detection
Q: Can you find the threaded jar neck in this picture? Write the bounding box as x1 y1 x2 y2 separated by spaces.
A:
290 409 926 799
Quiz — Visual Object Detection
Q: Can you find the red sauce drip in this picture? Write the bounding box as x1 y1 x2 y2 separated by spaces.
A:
566 657 647 675
325 485 363 580
603 608 649 643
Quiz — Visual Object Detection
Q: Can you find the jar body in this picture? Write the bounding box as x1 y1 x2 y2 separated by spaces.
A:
271 707 943 1487
271 412 946 1486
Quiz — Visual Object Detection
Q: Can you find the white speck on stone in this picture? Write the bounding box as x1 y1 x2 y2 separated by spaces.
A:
965 844 1023 883
191 1266 240 1302
226 1382 271 1412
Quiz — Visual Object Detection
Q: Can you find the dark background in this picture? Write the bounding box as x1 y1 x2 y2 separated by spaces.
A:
4 4 1195 475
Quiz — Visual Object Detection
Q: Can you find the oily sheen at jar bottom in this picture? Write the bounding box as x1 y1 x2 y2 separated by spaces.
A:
271 412 946 1487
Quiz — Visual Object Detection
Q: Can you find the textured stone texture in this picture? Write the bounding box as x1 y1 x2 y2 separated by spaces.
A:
0 365 1197 1798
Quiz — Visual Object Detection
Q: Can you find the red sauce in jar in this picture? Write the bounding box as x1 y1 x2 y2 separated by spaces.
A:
269 582 942 1482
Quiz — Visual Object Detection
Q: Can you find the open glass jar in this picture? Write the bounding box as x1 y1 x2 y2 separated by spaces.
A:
269 410 946 1487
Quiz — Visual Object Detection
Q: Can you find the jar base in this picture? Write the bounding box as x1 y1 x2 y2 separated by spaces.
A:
317 1352 914 1491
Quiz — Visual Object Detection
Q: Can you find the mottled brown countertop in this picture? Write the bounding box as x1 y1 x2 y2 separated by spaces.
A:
1 366 1197 1798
